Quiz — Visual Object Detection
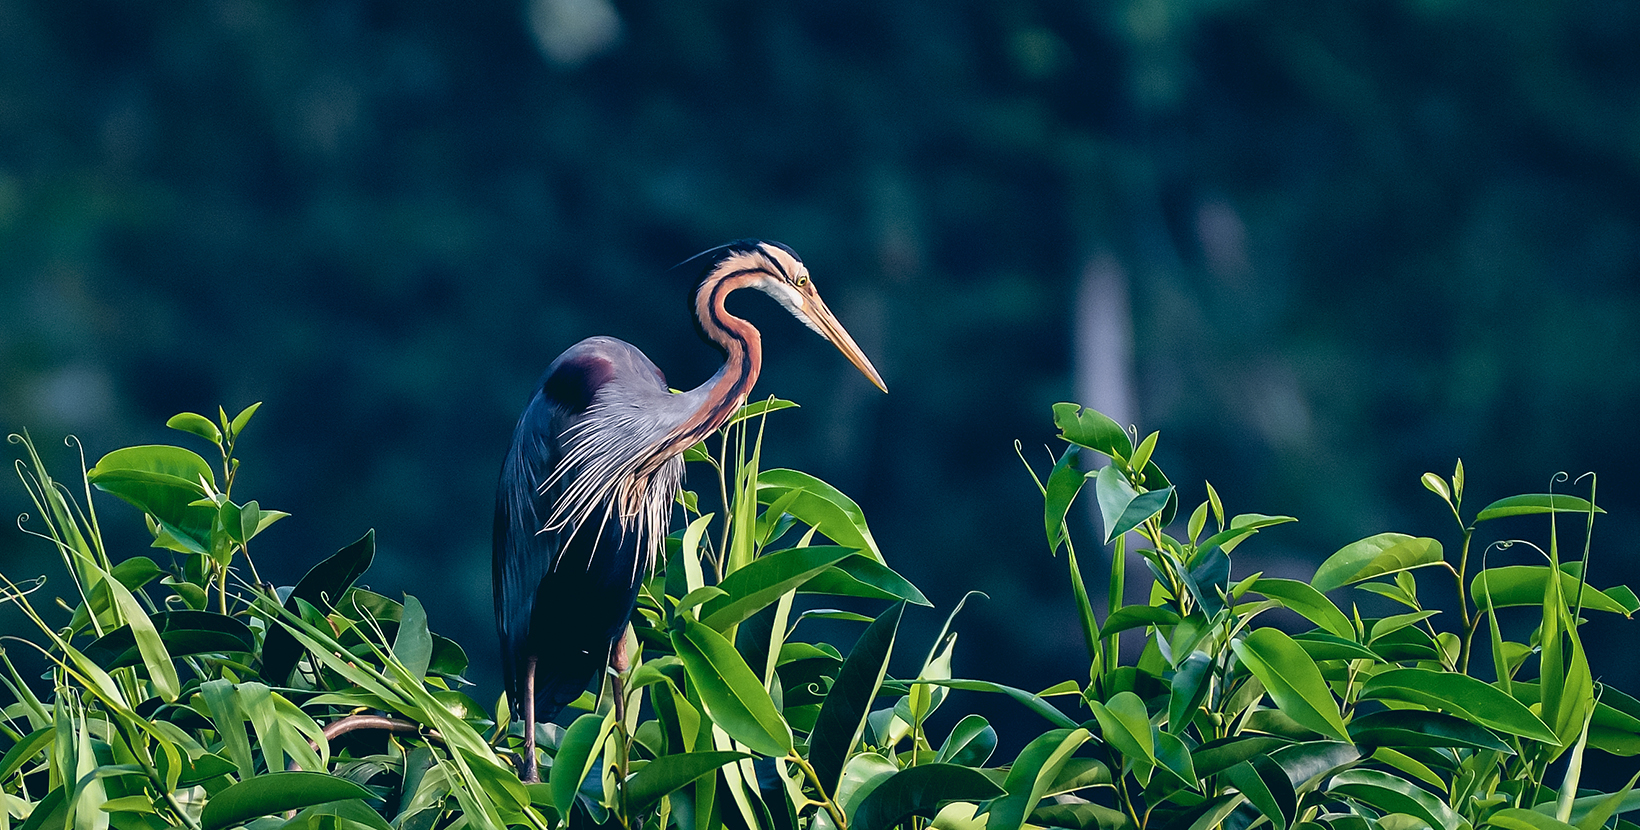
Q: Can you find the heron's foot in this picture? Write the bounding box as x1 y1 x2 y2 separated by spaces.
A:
517 748 541 783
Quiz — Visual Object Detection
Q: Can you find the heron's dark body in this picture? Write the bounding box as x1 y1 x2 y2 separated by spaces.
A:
492 336 671 723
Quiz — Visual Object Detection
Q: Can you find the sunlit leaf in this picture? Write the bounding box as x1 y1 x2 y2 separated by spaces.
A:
1312 533 1445 593
1359 668 1556 743
672 618 792 757
1232 629 1350 742
1475 494 1603 522
1327 769 1467 830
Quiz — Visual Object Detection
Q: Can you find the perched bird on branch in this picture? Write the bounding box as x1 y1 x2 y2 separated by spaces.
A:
493 240 887 781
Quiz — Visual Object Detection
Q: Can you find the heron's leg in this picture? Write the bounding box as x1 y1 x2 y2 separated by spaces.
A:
520 656 540 783
609 634 630 727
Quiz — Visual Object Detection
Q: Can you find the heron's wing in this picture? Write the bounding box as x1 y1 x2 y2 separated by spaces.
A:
493 386 562 708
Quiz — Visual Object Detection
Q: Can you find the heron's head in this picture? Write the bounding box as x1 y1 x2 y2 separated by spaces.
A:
690 239 888 392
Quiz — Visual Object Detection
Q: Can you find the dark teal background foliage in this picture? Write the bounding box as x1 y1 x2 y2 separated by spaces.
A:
4 1 1638 705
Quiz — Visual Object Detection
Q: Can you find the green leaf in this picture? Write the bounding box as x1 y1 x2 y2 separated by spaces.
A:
672 617 792 757
625 751 751 814
1359 668 1557 743
166 412 223 446
1094 467 1172 543
0 725 54 784
1348 709 1512 752
1291 631 1382 663
1251 578 1356 640
1267 740 1360 788
1100 605 1181 638
935 715 997 767
89 446 220 551
1054 402 1134 459
1312 533 1445 593
1232 629 1350 742
1475 494 1604 522
810 602 904 795
915 679 1078 729
1471 566 1635 616
228 402 263 438
82 610 255 669
394 594 433 679
551 712 614 818
1045 446 1087 553
1228 755 1296 830
699 546 860 630
1489 808 1578 830
1327 769 1469 830
852 764 1006 830
757 469 881 561
71 550 181 702
199 772 374 830
261 529 376 684
986 728 1091 830
1088 691 1155 766
1192 736 1291 778
1169 651 1214 733
803 554 930 606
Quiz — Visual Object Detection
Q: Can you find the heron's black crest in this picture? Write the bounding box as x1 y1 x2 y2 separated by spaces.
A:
678 239 802 348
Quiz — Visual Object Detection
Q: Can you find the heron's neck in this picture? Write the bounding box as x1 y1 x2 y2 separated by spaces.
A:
657 273 765 459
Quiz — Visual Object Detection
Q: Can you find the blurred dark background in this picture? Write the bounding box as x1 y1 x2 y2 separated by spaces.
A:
4 0 1640 744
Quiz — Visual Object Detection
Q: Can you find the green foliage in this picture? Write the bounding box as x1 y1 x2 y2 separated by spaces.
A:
5 400 1640 830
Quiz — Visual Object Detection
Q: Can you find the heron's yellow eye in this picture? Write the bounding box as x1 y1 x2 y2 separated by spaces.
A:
795 274 808 287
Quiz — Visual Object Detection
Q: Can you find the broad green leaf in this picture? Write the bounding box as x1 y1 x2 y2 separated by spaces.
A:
199 772 374 830
1029 800 1135 830
1267 740 1360 788
625 751 750 814
1100 605 1181 637
935 715 997 767
1348 709 1511 752
89 445 215 494
551 712 614 818
986 728 1091 830
1475 494 1603 522
1168 651 1213 732
1291 631 1382 663
1088 691 1154 765
1251 578 1355 640
1327 769 1469 830
915 679 1078 729
1488 808 1577 830
166 412 222 445
1094 467 1171 543
1312 533 1445 593
261 529 376 684
1471 566 1635 616
1054 403 1133 459
698 546 859 630
672 617 792 757
837 752 899 816
1192 736 1291 778
1228 755 1296 830
810 602 904 795
1359 668 1556 743
1198 513 1298 555
852 764 1006 830
757 469 881 561
803 555 930 606
393 594 433 679
1232 629 1350 742
283 799 396 830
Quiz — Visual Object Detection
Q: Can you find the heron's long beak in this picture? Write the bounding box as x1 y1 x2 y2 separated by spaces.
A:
808 297 888 393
